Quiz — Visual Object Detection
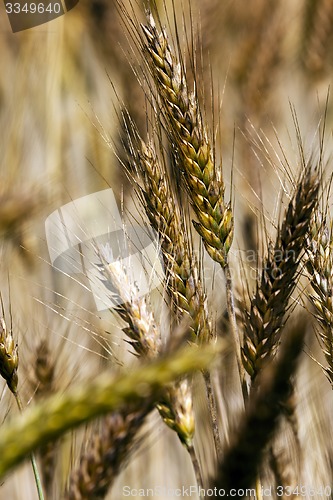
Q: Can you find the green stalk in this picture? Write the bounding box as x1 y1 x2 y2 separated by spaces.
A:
0 342 221 480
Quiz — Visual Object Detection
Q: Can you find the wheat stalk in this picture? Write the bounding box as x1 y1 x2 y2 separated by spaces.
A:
242 166 319 382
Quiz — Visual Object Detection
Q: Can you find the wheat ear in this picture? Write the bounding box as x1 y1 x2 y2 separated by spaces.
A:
66 405 151 500
305 216 333 384
141 14 245 395
0 314 18 394
97 244 162 359
97 246 195 448
242 166 319 382
141 15 233 268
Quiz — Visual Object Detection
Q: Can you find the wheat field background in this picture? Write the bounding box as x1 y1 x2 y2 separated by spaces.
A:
0 1 333 499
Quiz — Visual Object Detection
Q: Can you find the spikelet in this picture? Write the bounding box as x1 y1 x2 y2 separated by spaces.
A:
156 377 194 447
98 243 162 359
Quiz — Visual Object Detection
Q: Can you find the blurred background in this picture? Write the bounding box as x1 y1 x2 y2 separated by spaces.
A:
0 0 333 498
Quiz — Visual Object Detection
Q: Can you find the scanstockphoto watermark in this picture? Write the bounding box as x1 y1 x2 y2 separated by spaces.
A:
122 486 258 497
122 485 332 498
194 247 298 289
235 247 297 281
4 0 79 32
